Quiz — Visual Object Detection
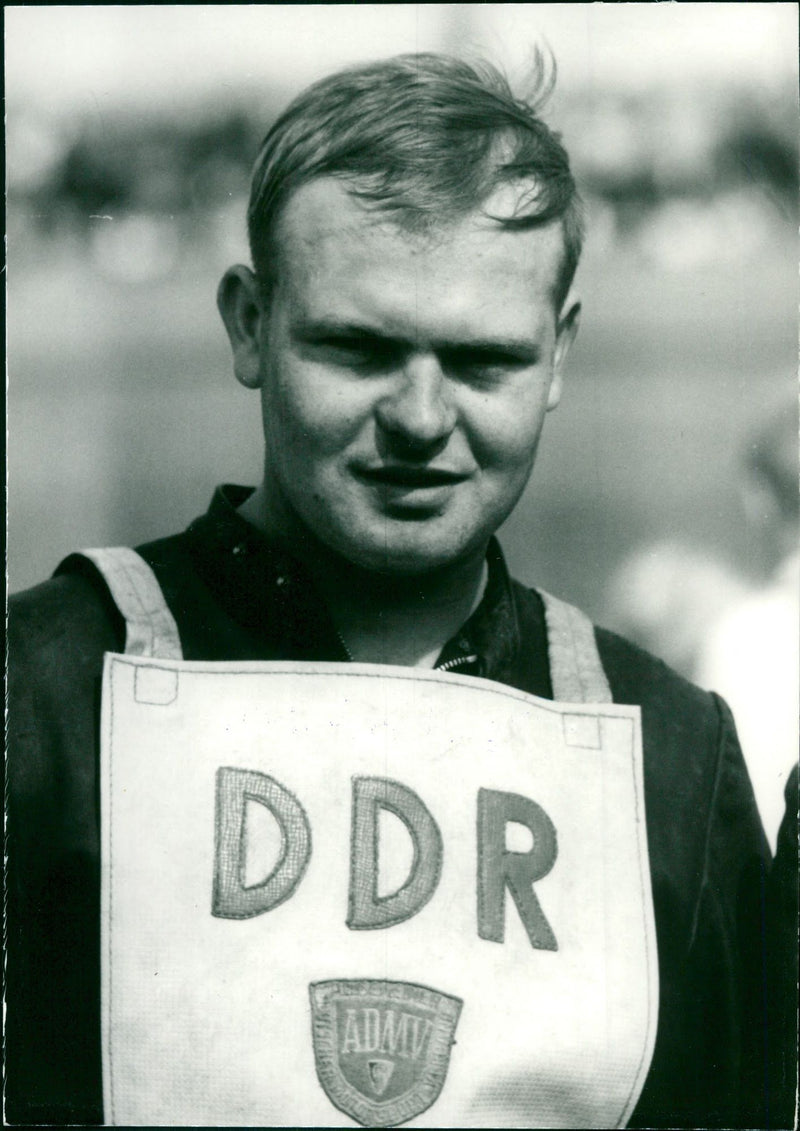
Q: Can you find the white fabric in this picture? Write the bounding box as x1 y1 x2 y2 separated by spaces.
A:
88 547 655 1126
100 658 657 1128
80 547 182 660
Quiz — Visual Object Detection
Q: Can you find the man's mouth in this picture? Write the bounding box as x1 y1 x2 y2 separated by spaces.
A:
357 465 468 489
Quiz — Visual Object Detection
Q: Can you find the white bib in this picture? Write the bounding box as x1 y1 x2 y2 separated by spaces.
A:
87 548 658 1128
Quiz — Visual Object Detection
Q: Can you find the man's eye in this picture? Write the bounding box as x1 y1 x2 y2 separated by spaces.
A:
441 351 531 385
319 339 396 369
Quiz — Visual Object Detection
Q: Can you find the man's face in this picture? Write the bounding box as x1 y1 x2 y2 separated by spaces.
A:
251 178 577 575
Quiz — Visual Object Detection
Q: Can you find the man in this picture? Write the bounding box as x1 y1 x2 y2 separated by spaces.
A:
7 54 776 1128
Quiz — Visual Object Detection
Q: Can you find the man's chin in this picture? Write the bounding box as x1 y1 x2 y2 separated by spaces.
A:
334 530 485 579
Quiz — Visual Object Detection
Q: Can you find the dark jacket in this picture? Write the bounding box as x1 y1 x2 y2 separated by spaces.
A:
6 488 775 1127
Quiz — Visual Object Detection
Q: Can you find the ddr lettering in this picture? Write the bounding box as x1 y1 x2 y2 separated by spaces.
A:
211 771 558 946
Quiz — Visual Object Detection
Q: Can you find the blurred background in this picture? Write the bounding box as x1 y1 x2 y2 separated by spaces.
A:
6 6 798 698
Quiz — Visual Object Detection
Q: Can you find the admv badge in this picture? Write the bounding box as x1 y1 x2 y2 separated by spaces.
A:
310 980 463 1127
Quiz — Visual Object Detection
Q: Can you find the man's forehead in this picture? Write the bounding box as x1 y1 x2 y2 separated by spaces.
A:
277 178 440 254
278 175 561 248
274 177 567 293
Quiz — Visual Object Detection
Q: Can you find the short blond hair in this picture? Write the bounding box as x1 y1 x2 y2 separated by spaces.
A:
247 52 583 310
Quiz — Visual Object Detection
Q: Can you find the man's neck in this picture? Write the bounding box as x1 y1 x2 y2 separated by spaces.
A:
238 486 488 667
313 554 488 668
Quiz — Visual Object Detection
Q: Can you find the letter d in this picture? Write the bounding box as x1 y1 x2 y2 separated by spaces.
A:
212 767 311 919
348 777 442 930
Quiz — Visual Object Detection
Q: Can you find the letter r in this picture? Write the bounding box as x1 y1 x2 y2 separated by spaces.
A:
477 788 558 950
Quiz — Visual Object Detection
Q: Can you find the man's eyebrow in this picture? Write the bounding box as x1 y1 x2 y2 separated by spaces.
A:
292 318 540 360
437 338 541 362
291 318 393 343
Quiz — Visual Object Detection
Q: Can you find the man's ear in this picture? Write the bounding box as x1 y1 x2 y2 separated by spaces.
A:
547 296 581 411
217 265 268 390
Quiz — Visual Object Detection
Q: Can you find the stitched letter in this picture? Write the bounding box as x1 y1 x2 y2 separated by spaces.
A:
477 788 558 950
347 777 442 930
212 767 311 919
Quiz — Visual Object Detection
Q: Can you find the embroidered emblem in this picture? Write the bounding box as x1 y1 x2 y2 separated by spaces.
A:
309 979 462 1127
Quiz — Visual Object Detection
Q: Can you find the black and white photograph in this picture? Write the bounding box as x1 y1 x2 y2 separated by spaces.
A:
5 5 798 1128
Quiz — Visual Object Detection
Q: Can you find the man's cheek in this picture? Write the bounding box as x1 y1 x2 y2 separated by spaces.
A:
474 426 539 471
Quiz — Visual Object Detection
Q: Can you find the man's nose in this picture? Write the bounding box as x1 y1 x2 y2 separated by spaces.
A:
374 355 457 453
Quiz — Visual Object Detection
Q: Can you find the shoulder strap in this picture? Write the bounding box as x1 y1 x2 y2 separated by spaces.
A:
79 547 183 660
539 589 612 704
